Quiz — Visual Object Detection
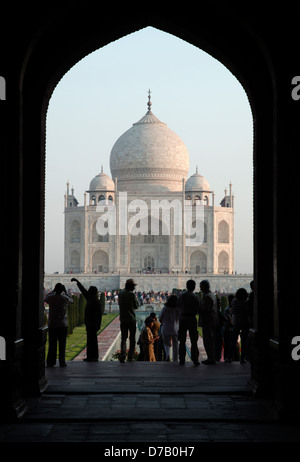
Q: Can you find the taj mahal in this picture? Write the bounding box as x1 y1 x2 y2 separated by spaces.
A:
45 92 252 293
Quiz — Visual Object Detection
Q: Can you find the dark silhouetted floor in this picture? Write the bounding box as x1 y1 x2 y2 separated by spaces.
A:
1 359 299 445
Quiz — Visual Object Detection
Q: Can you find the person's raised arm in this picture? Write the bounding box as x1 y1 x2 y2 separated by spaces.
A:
63 285 74 303
71 278 88 299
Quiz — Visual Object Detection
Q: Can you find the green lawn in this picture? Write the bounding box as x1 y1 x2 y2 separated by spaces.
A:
45 312 119 361
196 314 203 337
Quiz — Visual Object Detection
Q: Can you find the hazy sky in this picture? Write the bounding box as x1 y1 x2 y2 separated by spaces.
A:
45 26 253 275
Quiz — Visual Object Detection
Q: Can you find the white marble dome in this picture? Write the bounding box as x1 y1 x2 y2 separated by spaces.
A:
185 168 210 191
109 103 189 192
89 169 114 191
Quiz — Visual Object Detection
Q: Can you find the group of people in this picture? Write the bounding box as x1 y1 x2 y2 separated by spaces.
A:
223 283 253 363
44 276 254 368
103 289 172 307
118 278 253 366
45 278 103 366
134 281 202 364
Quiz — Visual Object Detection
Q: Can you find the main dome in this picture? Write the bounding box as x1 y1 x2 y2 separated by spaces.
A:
109 96 189 192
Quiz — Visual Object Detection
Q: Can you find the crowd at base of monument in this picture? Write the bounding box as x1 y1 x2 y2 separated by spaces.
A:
44 272 253 295
44 276 254 367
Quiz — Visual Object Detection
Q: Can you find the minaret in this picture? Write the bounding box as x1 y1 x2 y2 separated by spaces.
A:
229 181 233 208
65 181 78 207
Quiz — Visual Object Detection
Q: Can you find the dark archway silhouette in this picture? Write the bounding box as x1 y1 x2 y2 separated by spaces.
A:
2 3 299 422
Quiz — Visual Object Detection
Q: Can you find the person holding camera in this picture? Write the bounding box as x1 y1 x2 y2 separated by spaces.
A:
45 283 73 367
71 278 103 362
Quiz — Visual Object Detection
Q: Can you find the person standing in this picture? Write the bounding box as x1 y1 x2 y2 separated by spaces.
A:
159 295 180 361
71 278 103 361
199 280 218 365
247 280 254 328
246 280 254 361
223 294 234 360
45 283 73 367
140 316 158 361
118 278 139 362
225 288 249 363
178 280 201 366
150 312 160 360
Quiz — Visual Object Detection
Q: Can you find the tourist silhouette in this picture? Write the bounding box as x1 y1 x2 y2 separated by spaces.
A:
45 283 73 367
71 278 102 361
178 280 201 366
199 280 218 365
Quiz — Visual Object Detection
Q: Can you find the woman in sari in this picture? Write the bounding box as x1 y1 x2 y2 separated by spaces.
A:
140 316 158 361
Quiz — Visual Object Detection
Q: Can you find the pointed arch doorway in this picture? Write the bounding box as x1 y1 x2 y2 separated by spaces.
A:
16 6 277 405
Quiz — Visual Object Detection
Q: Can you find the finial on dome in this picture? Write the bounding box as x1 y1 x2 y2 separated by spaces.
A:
196 165 198 174
147 89 152 113
101 165 103 173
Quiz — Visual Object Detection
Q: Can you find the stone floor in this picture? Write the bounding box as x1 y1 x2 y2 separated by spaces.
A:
73 314 121 361
1 359 300 446
1 320 299 448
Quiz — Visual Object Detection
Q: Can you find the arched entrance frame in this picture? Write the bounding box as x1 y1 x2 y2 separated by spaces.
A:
8 5 291 417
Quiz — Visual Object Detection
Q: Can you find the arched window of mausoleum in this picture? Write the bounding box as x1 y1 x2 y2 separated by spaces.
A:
218 220 229 243
190 220 207 243
190 250 207 273
70 220 80 243
218 250 229 273
70 250 80 272
144 255 155 271
92 221 109 242
92 250 109 273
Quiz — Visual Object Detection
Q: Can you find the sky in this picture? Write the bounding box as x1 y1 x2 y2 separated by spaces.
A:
45 26 253 275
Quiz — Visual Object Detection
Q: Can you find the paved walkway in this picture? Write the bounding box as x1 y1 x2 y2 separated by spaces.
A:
73 314 207 362
1 322 299 446
73 315 121 361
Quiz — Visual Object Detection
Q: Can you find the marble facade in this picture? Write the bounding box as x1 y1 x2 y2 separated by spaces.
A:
63 95 237 281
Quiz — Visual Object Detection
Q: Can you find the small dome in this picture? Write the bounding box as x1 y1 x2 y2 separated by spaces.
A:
185 168 210 191
89 168 114 191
